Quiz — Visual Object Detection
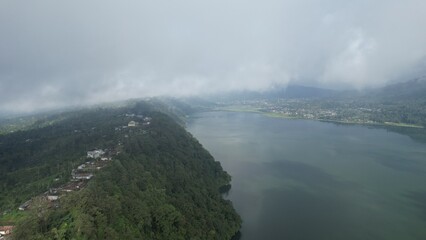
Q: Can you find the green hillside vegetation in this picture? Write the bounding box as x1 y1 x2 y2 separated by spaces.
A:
0 101 241 239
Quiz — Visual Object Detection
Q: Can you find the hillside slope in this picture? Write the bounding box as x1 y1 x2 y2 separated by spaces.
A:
0 101 241 239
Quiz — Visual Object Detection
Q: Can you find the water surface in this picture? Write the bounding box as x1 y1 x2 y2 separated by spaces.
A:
187 111 426 240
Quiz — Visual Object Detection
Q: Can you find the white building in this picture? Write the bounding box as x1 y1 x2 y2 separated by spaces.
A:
18 200 31 211
128 121 137 127
73 173 93 180
87 149 105 159
47 195 59 201
0 226 14 236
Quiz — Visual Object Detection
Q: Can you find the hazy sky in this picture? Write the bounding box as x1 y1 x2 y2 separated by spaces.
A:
1 0 426 113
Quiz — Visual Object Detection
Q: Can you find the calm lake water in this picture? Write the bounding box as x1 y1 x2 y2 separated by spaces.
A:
187 111 426 240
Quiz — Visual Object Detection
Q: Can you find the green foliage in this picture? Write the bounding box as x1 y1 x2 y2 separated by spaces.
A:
0 108 129 210
1 101 241 239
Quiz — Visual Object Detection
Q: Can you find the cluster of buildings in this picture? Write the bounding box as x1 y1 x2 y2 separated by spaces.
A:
127 116 152 127
87 149 105 159
114 114 152 132
4 117 139 237
18 149 113 212
229 99 377 124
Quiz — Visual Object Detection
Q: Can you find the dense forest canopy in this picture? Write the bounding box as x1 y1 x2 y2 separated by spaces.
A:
0 101 241 239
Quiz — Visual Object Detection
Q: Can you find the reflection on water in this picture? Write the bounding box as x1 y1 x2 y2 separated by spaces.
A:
188 111 426 240
380 125 426 144
264 160 353 189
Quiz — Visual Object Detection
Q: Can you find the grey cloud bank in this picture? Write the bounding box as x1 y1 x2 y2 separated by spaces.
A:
1 0 426 113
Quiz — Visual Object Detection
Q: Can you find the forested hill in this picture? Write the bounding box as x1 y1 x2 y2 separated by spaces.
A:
0 101 241 239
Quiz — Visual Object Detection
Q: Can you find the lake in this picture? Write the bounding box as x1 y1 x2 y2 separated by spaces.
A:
187 111 426 240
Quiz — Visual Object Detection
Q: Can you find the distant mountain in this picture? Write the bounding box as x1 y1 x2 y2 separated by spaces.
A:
209 85 337 102
212 77 426 102
262 78 426 101
373 76 426 101
276 85 337 98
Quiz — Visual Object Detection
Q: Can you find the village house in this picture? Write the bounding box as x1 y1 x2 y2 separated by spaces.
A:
72 173 93 180
128 121 137 127
18 200 31 211
87 149 105 159
61 181 86 192
0 226 14 236
47 195 59 201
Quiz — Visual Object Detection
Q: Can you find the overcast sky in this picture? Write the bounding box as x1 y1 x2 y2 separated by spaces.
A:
1 0 426 113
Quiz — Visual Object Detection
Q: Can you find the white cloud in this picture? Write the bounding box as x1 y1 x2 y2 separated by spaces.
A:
321 30 379 89
0 0 426 113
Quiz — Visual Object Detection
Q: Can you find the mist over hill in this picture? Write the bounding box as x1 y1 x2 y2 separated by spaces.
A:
202 76 426 103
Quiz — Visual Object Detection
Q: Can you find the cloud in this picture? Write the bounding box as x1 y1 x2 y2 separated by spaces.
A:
321 29 378 89
1 0 426 113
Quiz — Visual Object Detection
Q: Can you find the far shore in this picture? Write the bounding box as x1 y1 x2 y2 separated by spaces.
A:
213 107 425 129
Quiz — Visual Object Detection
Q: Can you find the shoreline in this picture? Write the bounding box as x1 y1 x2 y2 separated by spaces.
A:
213 108 424 129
